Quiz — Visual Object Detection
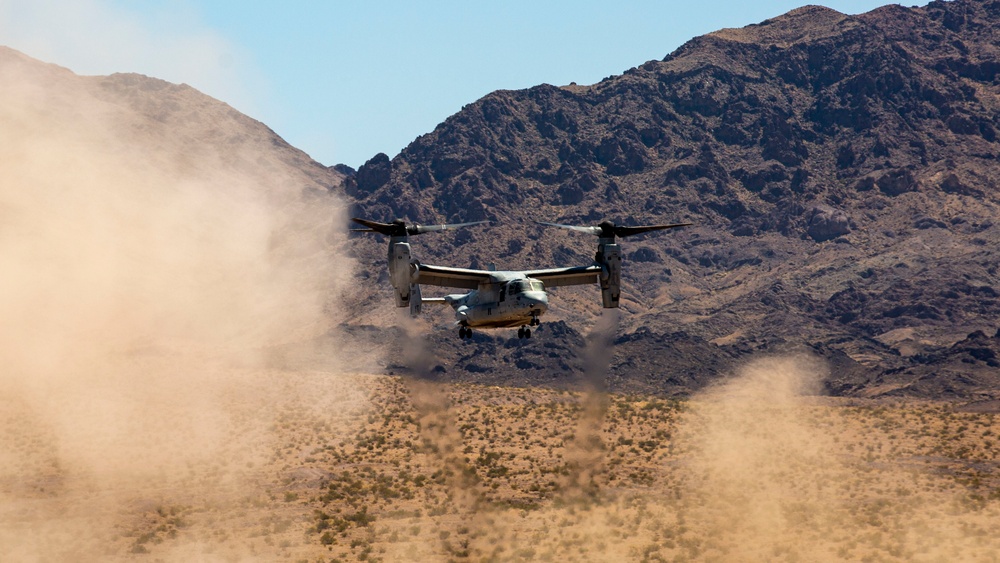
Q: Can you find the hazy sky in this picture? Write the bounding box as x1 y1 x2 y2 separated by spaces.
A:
1 0 895 168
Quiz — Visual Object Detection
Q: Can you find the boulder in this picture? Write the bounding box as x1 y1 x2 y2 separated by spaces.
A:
806 205 852 242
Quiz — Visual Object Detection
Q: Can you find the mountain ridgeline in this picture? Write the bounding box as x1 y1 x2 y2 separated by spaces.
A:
344 0 1000 399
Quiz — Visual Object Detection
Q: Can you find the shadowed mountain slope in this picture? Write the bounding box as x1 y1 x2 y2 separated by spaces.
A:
345 0 1000 399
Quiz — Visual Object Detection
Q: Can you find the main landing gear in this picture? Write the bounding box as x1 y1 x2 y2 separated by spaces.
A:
518 315 540 339
459 326 472 339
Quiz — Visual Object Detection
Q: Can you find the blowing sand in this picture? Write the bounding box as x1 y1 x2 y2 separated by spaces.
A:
0 53 360 561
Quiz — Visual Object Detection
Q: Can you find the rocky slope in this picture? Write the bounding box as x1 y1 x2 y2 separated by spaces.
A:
344 0 1000 399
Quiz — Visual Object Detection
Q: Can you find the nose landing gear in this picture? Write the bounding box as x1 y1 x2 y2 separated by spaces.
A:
459 326 472 339
517 326 532 339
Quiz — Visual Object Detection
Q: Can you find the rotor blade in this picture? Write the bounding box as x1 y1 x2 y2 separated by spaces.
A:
350 217 391 230
350 217 397 235
349 228 378 232
350 217 409 236
535 221 603 235
615 223 692 237
409 220 490 235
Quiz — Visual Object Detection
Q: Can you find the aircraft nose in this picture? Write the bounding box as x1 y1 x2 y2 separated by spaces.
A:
523 291 548 313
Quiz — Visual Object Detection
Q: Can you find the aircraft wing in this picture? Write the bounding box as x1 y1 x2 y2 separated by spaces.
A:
521 265 602 287
413 264 493 289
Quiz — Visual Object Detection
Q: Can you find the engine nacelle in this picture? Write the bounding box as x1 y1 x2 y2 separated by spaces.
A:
388 239 412 307
598 242 621 308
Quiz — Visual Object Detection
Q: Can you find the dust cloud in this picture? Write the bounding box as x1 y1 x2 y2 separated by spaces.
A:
676 355 834 559
0 53 358 560
382 310 626 558
561 308 619 497
393 313 485 557
665 355 1000 561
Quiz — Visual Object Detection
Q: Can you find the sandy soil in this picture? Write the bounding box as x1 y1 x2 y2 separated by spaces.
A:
4 357 998 562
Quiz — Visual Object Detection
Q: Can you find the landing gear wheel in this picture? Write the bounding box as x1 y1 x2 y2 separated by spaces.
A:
517 327 525 339
460 327 471 339
524 328 531 339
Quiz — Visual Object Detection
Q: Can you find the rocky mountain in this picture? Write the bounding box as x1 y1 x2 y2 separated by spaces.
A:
344 0 1000 399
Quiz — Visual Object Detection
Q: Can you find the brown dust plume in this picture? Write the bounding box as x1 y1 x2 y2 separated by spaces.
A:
0 49 360 561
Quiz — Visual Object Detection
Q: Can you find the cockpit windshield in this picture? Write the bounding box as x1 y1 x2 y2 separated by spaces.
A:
508 280 545 295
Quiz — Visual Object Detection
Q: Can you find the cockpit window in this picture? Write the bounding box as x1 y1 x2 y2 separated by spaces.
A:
509 280 544 294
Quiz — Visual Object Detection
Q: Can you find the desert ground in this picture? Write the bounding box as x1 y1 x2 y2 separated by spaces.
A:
3 356 999 562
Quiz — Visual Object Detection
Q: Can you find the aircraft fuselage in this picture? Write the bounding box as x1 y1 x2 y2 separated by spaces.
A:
446 278 548 328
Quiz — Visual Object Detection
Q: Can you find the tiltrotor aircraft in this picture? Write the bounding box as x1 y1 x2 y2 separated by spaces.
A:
351 217 690 339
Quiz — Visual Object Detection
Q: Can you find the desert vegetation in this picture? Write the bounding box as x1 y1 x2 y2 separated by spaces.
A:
6 358 996 561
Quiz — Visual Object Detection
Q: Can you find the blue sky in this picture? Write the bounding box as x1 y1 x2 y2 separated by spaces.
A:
1 0 894 168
